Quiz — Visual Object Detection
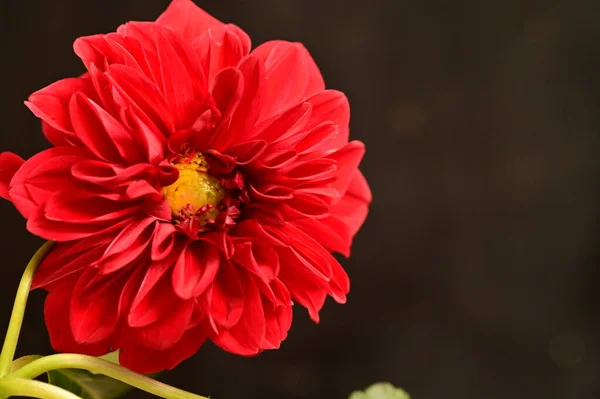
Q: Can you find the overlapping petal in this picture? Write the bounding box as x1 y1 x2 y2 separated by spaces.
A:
0 0 371 374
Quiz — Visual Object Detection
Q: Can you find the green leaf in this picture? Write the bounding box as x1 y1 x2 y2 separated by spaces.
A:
348 383 411 399
47 368 136 399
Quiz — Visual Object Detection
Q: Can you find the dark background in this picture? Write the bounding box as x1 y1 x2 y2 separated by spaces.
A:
1 0 599 398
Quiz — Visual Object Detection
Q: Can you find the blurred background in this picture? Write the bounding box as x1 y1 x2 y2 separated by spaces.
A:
0 0 599 398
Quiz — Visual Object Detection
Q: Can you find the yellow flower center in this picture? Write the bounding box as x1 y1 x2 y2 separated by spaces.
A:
162 153 225 218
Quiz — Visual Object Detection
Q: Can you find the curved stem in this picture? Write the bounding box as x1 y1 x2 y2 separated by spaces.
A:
0 242 53 377
9 354 208 399
0 377 81 399
10 355 43 373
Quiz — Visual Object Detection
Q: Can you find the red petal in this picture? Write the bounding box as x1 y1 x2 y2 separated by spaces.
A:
152 27 206 128
120 108 167 165
9 147 89 219
70 93 141 164
252 41 324 117
257 151 298 170
233 241 280 284
151 222 177 261
270 223 333 281
346 169 372 203
249 185 293 203
77 32 158 87
210 67 244 147
281 192 331 220
25 77 94 146
132 296 194 350
227 56 265 140
281 222 350 302
282 158 337 185
71 160 122 187
70 268 125 344
43 189 138 225
291 217 351 257
71 161 163 189
27 204 133 242
277 247 328 323
212 56 266 150
106 64 174 135
114 22 208 109
124 180 162 202
273 218 353 320
330 170 371 237
303 90 350 148
172 241 220 299
327 140 366 197
74 34 118 71
294 122 339 158
211 270 265 355
128 256 179 328
226 140 267 165
249 102 311 144
98 218 156 274
32 236 112 289
119 324 207 374
118 264 146 318
44 276 111 356
207 258 244 330
232 219 286 246
262 279 292 349
0 152 24 200
156 0 223 42
194 25 251 83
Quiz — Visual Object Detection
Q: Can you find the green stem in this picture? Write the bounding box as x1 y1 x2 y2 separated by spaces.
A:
10 355 42 373
0 242 53 377
9 354 208 399
0 377 81 399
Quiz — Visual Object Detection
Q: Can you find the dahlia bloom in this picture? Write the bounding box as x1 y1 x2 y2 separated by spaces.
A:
0 0 371 373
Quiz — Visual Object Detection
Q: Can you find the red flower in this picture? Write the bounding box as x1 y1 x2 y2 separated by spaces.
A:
0 0 371 373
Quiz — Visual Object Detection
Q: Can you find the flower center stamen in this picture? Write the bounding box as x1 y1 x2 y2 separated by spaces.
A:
162 153 225 219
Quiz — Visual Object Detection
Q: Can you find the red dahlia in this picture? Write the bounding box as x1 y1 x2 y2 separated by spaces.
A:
0 0 371 373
